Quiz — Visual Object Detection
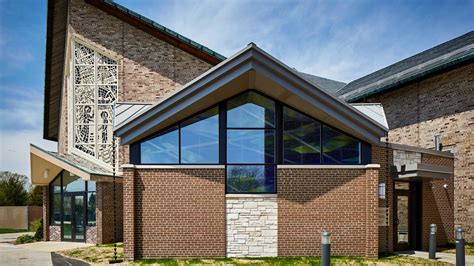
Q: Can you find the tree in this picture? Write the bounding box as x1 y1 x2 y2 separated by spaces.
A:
0 171 28 206
27 185 43 206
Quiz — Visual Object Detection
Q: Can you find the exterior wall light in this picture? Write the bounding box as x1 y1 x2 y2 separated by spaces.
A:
43 169 49 179
378 183 386 199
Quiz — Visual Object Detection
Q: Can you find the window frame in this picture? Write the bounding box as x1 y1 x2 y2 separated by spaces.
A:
132 89 372 194
48 170 97 227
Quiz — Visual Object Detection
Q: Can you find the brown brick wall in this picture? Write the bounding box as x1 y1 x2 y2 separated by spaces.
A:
277 167 379 258
123 167 226 260
365 63 474 240
373 145 394 253
420 154 455 249
97 181 123 244
58 0 213 162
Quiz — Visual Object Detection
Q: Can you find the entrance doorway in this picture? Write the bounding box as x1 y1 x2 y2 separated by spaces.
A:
394 181 421 251
62 193 86 242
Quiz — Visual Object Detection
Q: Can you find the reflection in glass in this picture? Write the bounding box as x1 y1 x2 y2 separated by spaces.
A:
395 182 410 190
87 192 96 226
322 125 360 164
227 92 275 128
63 172 85 192
227 130 274 163
181 108 219 164
52 194 61 224
87 181 96 192
75 196 85 240
63 196 72 240
141 126 179 164
227 165 275 193
283 107 321 164
397 195 409 244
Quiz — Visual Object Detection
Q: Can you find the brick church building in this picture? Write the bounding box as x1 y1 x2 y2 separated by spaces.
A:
30 0 471 260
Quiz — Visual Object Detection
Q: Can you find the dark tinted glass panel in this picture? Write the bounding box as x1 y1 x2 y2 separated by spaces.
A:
322 125 360 164
181 107 219 164
63 172 86 192
227 130 275 163
227 92 275 128
141 126 179 164
52 194 61 225
87 181 96 192
51 176 61 193
227 165 275 193
283 107 321 164
87 192 96 225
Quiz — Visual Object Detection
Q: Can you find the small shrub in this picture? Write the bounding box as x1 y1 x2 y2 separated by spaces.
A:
30 218 43 241
16 234 35 244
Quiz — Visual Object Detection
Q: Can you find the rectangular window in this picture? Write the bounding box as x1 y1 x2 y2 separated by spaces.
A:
322 125 360 164
140 126 179 164
87 181 96 226
227 165 275 193
50 175 61 225
226 92 276 193
283 107 321 164
181 107 219 164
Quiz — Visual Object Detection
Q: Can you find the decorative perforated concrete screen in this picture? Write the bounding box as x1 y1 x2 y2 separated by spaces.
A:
73 42 117 165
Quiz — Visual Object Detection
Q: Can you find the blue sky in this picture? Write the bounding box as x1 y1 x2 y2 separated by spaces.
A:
0 0 473 177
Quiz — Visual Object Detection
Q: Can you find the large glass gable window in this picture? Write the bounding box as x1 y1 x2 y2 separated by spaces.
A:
226 92 276 193
136 90 370 194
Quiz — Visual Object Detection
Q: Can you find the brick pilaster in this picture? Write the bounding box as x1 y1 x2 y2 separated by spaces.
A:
122 165 136 261
365 165 380 258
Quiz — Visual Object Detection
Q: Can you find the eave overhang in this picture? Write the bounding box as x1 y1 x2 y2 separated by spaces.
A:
30 144 120 186
115 44 388 145
393 163 454 181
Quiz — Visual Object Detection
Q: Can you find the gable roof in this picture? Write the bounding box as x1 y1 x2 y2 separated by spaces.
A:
297 71 346 95
43 0 225 141
337 31 474 102
115 43 388 145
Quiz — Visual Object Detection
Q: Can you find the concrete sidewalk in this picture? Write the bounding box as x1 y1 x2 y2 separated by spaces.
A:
0 232 34 243
396 250 474 265
0 237 92 266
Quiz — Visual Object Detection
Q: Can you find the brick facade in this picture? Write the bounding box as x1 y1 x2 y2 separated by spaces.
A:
277 166 380 258
122 166 226 260
97 181 123 244
58 0 213 158
365 63 474 240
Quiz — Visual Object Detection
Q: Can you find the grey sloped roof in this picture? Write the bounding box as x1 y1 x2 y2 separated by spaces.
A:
338 31 474 102
297 72 346 94
114 102 153 129
350 103 388 129
31 144 113 176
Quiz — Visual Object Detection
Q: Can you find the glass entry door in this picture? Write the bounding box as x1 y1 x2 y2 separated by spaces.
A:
62 193 85 242
393 181 421 251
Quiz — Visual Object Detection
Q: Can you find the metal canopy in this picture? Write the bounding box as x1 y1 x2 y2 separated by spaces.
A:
393 163 454 181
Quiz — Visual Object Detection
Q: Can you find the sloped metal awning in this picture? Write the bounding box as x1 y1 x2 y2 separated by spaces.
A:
30 144 118 186
393 163 453 181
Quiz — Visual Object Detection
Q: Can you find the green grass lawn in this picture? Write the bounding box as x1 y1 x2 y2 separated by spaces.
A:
60 244 452 265
0 228 29 234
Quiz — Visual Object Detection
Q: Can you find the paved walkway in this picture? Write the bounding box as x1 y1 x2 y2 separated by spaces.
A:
0 233 92 266
396 250 474 265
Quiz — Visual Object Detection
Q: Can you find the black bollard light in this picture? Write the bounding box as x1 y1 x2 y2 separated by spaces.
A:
321 231 331 266
455 227 465 266
429 224 437 259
